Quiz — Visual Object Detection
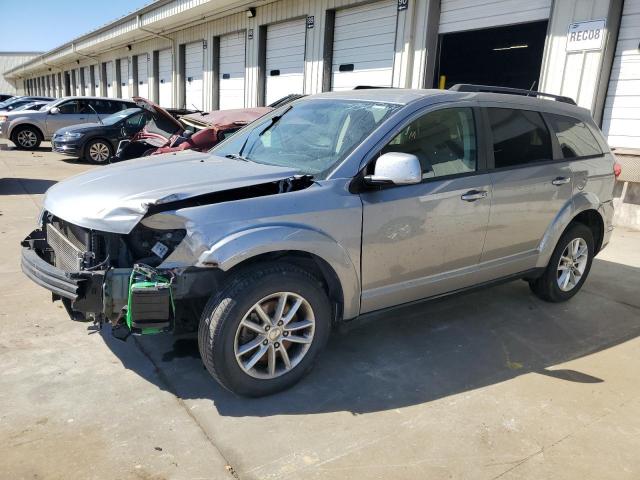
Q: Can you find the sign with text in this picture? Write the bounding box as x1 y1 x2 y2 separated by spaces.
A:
566 20 606 52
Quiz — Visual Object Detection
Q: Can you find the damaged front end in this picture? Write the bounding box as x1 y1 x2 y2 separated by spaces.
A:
21 212 222 338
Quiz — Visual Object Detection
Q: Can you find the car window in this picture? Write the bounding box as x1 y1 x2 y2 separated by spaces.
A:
545 113 603 159
487 108 552 168
124 112 146 129
58 101 79 114
381 107 477 179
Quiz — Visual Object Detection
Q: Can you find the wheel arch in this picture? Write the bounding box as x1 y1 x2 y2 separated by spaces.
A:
197 225 360 321
10 122 44 141
537 192 606 268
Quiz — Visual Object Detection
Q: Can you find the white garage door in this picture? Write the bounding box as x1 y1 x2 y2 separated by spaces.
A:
82 66 90 95
106 62 115 98
74 69 81 96
332 0 397 91
439 0 551 33
602 0 640 149
219 31 246 110
119 58 130 99
265 18 306 105
158 49 173 107
184 42 204 110
137 54 149 99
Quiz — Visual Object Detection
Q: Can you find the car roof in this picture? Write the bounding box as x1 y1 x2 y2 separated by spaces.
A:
308 88 592 120
55 96 135 102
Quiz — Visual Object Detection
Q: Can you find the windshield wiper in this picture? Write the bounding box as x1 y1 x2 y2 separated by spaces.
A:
225 153 249 162
258 105 292 138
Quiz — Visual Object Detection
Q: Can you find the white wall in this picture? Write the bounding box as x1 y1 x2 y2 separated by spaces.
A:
0 52 41 94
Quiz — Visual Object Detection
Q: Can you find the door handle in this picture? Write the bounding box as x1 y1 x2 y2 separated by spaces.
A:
461 190 488 202
552 176 571 186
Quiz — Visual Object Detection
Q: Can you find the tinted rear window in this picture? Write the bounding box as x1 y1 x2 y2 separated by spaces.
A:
546 113 603 159
487 108 552 168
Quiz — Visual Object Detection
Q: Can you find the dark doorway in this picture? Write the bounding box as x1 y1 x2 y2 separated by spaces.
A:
434 20 548 90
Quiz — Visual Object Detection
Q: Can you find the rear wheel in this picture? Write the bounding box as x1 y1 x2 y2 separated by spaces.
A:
529 223 594 302
198 263 332 397
11 126 41 150
84 139 113 164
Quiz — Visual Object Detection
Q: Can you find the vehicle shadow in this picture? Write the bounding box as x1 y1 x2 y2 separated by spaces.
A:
100 257 640 417
0 177 57 195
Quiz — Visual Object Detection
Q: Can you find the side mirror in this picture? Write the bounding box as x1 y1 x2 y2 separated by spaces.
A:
365 152 422 186
49 106 60 115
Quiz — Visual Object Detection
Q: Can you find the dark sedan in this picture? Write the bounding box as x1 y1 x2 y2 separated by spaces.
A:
52 108 151 164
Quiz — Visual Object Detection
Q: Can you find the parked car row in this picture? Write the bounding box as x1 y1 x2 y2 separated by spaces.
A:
1 94 301 164
19 85 619 397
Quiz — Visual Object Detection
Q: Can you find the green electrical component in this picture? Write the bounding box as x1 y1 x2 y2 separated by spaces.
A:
125 265 175 335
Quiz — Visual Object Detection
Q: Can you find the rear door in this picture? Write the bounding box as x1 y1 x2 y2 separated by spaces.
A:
265 18 306 105
219 31 246 109
481 106 572 270
331 0 397 91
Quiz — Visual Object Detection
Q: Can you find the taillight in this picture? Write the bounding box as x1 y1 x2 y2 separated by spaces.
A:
614 162 622 179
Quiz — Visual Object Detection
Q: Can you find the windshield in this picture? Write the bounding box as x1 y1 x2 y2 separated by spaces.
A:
0 97 23 109
101 108 143 126
211 99 400 178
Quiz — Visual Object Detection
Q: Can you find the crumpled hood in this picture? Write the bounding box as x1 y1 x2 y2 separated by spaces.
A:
43 151 298 234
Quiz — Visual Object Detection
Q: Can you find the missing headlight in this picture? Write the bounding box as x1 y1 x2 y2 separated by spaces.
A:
128 224 186 266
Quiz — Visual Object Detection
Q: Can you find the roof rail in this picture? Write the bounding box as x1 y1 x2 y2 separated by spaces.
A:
449 84 577 105
353 85 394 90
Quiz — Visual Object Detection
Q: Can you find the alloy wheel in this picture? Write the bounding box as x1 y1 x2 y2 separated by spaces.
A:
234 292 315 379
89 142 111 163
557 237 588 292
17 130 37 148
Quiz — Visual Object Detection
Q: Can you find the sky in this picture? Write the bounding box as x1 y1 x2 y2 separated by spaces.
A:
0 0 153 52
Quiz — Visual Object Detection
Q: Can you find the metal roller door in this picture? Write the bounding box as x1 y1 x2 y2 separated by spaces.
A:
331 0 397 91
119 58 130 99
219 31 246 110
137 54 149 99
184 42 204 110
74 69 80 96
265 18 306 105
106 61 115 98
158 49 173 107
439 0 551 33
602 0 640 149
82 66 90 95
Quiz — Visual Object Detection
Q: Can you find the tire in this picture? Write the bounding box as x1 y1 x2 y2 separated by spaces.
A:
198 263 332 397
11 125 41 150
529 223 594 302
84 139 113 164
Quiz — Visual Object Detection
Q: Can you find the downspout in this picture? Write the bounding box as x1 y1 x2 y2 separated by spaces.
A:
137 15 177 106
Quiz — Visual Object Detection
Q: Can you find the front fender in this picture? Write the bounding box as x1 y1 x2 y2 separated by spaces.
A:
198 225 361 320
536 191 606 268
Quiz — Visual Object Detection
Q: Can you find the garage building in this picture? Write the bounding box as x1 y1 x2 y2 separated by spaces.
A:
4 0 639 226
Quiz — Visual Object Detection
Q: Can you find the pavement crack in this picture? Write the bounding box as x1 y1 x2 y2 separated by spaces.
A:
132 336 239 479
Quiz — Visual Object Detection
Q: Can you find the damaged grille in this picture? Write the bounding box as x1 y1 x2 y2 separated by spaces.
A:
46 223 87 272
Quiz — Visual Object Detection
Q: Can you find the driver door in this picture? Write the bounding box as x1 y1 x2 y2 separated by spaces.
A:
45 100 90 136
360 107 492 313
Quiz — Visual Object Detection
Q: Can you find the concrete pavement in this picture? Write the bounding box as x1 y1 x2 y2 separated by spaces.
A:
1 144 640 480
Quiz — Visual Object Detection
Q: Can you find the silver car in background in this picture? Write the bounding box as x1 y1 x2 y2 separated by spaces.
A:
0 96 134 150
21 86 616 396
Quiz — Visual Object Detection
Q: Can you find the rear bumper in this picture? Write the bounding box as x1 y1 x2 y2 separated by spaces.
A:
600 200 614 251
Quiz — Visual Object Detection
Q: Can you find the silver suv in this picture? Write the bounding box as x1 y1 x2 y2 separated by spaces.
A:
0 96 134 150
21 86 615 396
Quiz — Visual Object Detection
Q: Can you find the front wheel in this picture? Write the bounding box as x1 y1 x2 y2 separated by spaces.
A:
11 126 41 150
198 263 332 397
84 139 113 164
529 223 594 302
